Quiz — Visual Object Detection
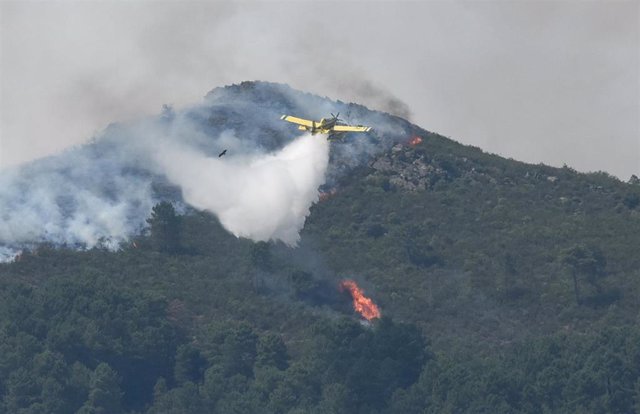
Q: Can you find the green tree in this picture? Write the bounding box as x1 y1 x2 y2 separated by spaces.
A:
78 363 122 414
222 324 258 378
315 383 351 414
289 270 319 300
3 368 39 413
146 201 182 253
201 365 225 406
256 333 288 371
174 344 207 384
147 382 205 414
624 192 640 209
562 244 607 305
250 241 272 272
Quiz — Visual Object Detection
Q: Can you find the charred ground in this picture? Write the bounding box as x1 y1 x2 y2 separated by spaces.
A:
1 81 640 413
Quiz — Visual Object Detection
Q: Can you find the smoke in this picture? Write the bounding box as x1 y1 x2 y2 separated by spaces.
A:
0 84 353 260
0 79 412 262
4 2 636 178
155 133 329 245
0 143 156 252
0 1 412 170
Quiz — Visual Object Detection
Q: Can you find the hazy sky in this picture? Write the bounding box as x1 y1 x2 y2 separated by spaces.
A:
1 0 638 179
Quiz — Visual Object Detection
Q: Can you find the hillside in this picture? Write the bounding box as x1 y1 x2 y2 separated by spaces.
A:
306 129 640 349
1 81 639 413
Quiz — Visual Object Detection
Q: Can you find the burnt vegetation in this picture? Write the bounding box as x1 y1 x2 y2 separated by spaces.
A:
2 82 640 413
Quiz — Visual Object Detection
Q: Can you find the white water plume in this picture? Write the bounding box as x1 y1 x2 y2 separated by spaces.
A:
155 133 329 246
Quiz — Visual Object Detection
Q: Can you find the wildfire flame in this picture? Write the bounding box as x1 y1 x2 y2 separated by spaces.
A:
408 136 423 147
339 279 381 321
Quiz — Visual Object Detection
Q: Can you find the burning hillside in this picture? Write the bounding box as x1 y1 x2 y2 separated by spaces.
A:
0 81 416 261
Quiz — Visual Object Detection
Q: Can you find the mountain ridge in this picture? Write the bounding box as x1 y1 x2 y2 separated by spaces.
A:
1 81 640 413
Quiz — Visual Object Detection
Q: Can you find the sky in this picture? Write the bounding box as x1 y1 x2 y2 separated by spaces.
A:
1 0 638 179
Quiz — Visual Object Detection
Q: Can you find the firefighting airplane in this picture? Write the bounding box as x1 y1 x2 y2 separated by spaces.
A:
280 113 372 141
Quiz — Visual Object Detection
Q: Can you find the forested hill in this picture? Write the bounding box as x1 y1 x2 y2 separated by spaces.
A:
1 81 640 413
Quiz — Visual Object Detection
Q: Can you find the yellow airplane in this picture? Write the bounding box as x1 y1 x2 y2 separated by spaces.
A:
280 113 372 140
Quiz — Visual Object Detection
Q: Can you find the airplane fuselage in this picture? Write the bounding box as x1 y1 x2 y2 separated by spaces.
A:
303 118 339 135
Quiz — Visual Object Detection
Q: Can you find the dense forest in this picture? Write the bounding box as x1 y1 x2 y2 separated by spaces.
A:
1 82 640 413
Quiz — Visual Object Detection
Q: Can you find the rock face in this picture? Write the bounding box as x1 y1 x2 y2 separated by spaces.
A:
370 144 448 191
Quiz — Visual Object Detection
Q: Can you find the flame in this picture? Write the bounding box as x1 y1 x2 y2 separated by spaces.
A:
408 136 423 146
339 279 381 320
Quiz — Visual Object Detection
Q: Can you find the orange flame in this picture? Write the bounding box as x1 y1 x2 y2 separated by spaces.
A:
408 136 423 147
339 279 381 320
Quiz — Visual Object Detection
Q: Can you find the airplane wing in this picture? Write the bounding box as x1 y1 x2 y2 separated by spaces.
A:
332 125 372 133
280 115 315 127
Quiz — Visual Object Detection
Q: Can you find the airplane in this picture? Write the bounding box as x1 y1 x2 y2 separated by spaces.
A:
218 149 227 157
280 113 372 141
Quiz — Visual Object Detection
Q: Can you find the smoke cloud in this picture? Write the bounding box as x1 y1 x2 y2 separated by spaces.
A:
0 85 350 261
2 2 637 178
0 143 156 255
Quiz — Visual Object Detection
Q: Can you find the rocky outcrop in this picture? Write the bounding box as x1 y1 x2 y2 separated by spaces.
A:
369 144 450 191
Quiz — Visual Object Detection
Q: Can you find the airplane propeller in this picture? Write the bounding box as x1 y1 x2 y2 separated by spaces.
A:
331 112 344 123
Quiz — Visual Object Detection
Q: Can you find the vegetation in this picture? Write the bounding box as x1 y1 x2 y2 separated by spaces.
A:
1 84 640 412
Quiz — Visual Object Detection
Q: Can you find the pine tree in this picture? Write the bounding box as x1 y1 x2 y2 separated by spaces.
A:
146 202 181 253
77 363 123 414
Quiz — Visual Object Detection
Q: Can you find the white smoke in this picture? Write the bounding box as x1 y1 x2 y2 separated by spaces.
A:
0 81 404 261
154 133 329 246
0 148 156 252
0 104 332 260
